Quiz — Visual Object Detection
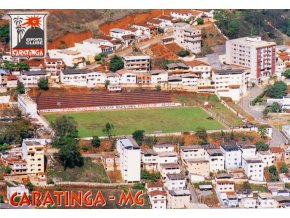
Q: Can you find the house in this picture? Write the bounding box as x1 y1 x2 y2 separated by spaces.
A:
148 190 167 209
48 49 86 68
284 145 290 164
162 37 175 45
257 193 276 208
109 28 134 39
168 76 182 85
180 145 205 161
117 69 137 84
184 158 210 177
221 143 242 169
101 152 117 171
7 185 29 201
44 58 64 82
279 173 290 183
242 158 264 182
270 147 284 161
6 74 18 89
60 69 102 86
153 144 174 153
150 70 168 84
116 137 141 183
226 36 276 82
22 139 46 175
173 23 201 53
167 189 191 209
180 74 199 87
159 163 181 180
146 183 163 192
271 189 290 197
157 152 178 167
166 62 189 74
274 196 290 208
154 16 174 28
240 197 257 208
169 9 202 21
218 192 238 207
196 9 215 18
205 148 225 172
215 177 235 193
257 151 275 167
2 158 27 175
141 148 158 172
238 143 256 159
136 72 151 84
146 18 162 28
131 23 158 38
123 56 151 73
19 69 47 86
165 173 186 191
106 73 121 85
212 69 248 102
184 60 211 79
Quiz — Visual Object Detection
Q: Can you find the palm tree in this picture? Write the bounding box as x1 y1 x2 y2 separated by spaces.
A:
13 16 23 26
16 25 26 43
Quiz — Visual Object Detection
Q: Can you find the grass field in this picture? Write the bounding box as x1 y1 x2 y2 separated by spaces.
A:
44 107 224 137
46 158 110 183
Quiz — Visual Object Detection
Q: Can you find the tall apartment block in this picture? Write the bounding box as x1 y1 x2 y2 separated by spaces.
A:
116 137 141 183
173 23 201 54
122 56 151 73
226 36 276 81
22 139 45 175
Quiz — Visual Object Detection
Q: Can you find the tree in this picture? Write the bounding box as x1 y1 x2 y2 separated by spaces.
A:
271 102 281 113
57 142 84 170
95 54 102 61
177 50 190 57
92 136 101 148
51 116 78 138
157 27 164 34
262 108 270 118
0 194 4 203
102 122 114 138
4 166 11 174
37 77 49 91
265 81 288 99
258 125 267 138
132 130 145 145
196 17 204 25
283 69 290 79
268 165 279 181
255 141 269 151
16 81 25 94
109 55 124 72
280 163 289 174
155 85 161 91
0 23 9 45
195 127 207 141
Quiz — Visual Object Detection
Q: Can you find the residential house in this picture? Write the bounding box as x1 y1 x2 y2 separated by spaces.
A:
2 158 27 175
160 163 181 180
270 147 284 161
257 151 275 168
180 145 205 161
240 197 257 208
148 190 167 209
165 173 186 191
157 152 178 168
141 148 158 172
150 70 168 84
205 148 225 172
44 58 64 82
136 72 151 84
167 189 191 209
123 56 151 73
19 69 47 86
218 192 238 208
284 145 290 164
117 69 137 84
238 143 256 159
242 158 264 182
184 60 211 79
257 193 276 208
153 144 175 153
184 158 210 178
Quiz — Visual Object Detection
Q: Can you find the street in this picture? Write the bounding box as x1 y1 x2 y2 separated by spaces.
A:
238 85 288 147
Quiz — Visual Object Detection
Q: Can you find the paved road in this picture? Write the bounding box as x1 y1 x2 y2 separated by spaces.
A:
239 85 288 146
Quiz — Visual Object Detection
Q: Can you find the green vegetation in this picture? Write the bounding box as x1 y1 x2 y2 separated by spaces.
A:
37 77 49 91
286 183 290 189
132 183 145 190
0 23 9 44
193 181 212 189
283 69 290 79
157 27 164 34
195 127 208 144
51 115 78 138
265 81 288 99
280 163 289 174
44 107 224 137
270 102 282 113
268 165 279 181
0 194 4 203
132 130 145 145
258 125 267 138
196 17 204 25
16 81 25 94
141 170 161 182
0 61 29 71
46 158 110 183
240 182 269 192
109 55 124 72
92 136 101 148
177 50 190 57
251 92 265 106
102 122 115 138
255 141 269 151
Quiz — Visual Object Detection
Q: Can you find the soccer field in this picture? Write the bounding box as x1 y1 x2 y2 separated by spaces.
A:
44 107 224 137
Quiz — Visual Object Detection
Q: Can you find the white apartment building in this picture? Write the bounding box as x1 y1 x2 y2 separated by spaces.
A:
117 70 137 84
44 58 64 82
257 193 276 208
19 69 47 86
173 23 201 53
215 178 235 193
106 73 120 85
110 28 134 39
153 144 175 153
238 144 256 159
181 74 199 87
146 183 163 192
257 151 275 168
167 189 191 209
184 158 210 177
212 69 248 102
148 190 167 209
160 163 181 180
165 173 186 191
221 143 242 169
22 139 46 175
240 197 257 208
123 56 151 73
180 145 205 161
150 70 168 84
242 158 264 182
226 36 276 81
205 149 225 172
60 69 105 86
116 137 141 183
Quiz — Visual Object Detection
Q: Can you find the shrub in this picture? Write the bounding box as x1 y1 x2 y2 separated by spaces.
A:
177 50 190 57
196 18 204 25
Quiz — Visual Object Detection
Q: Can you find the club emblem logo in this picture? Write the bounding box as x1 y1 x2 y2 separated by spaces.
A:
8 12 48 59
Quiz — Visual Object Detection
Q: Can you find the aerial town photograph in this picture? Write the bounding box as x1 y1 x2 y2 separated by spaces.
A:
0 8 290 210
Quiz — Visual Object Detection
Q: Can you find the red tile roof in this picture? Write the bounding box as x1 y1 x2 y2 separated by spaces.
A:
270 147 283 153
148 190 166 197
